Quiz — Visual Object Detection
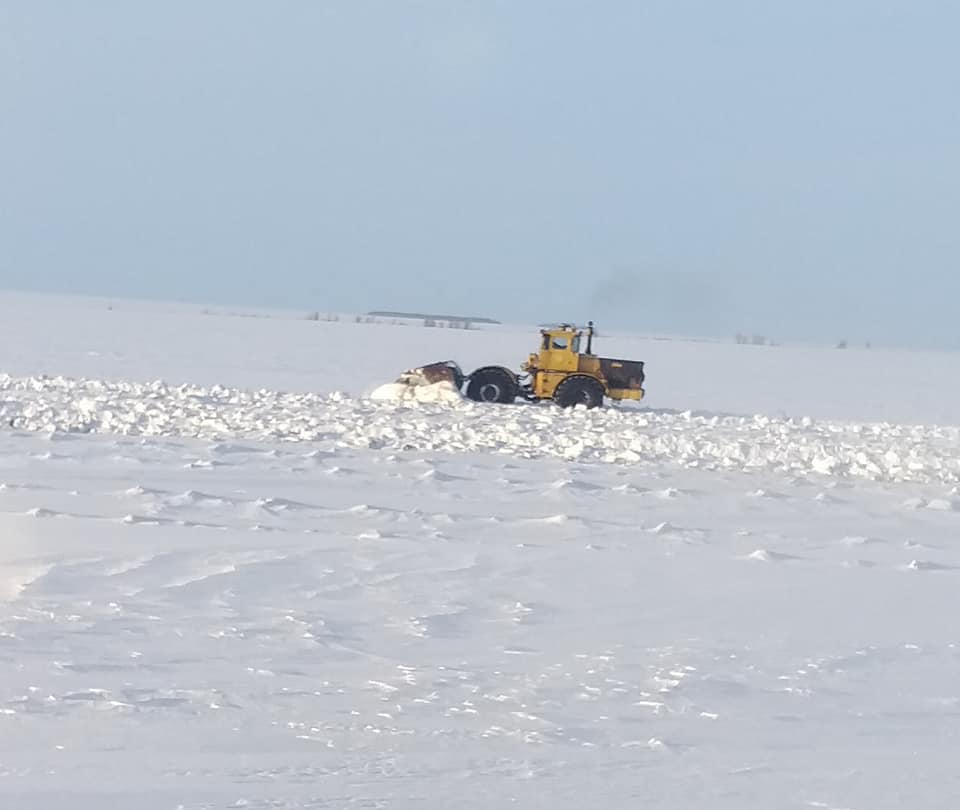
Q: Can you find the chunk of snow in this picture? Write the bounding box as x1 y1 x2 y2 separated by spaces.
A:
369 380 463 405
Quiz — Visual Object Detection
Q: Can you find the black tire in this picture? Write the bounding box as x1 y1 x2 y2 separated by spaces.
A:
552 375 605 409
466 367 518 404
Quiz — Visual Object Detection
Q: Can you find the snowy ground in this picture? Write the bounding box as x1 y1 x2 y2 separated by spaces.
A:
1 292 959 809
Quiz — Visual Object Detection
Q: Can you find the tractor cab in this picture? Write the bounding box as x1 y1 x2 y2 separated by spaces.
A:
527 322 595 375
541 330 580 353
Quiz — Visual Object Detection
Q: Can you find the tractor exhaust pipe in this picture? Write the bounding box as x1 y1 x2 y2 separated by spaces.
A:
586 321 595 355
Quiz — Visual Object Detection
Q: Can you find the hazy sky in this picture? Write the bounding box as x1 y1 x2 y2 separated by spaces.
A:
2 1 958 346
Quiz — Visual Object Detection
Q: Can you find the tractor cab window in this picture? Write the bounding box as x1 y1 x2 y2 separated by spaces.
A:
551 336 568 350
571 335 581 353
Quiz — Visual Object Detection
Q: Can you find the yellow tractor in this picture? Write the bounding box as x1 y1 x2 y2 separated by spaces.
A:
457 321 645 408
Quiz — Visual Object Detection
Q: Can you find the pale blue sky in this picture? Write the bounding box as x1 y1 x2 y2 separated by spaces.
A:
2 1 958 346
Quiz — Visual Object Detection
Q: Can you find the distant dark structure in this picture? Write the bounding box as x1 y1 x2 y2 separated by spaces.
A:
367 311 501 328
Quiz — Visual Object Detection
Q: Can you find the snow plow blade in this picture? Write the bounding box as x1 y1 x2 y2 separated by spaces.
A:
394 361 464 389
370 361 466 404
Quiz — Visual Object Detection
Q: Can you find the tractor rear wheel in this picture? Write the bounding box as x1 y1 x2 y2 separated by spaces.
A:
466 367 518 404
553 375 605 409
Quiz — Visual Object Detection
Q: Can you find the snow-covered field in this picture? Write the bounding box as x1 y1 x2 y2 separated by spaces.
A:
1 292 959 809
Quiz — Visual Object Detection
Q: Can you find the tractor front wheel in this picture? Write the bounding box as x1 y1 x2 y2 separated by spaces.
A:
465 367 518 404
553 375 605 409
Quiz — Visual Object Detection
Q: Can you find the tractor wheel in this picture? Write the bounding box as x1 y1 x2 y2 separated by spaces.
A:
553 375 605 409
465 367 518 404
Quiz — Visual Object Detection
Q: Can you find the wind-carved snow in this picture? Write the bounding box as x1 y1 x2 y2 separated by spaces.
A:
2 373 960 483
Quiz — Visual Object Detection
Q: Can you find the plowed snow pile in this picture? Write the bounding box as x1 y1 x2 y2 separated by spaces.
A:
369 379 464 404
2 372 959 484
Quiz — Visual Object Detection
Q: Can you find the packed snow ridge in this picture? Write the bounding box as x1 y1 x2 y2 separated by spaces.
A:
2 372 960 484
